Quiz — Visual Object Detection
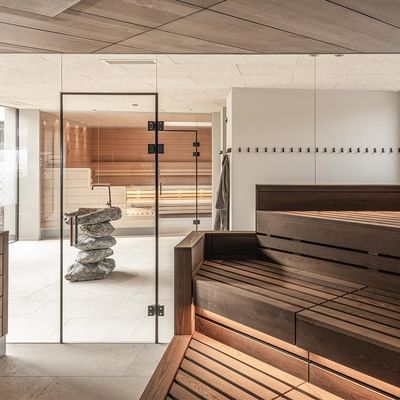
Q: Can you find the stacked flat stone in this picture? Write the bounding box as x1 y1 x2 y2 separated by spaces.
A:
64 207 122 282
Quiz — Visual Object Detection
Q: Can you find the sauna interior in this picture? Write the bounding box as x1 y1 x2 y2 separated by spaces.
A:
40 111 212 238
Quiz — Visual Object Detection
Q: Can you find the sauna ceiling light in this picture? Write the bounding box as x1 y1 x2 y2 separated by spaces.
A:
101 59 157 65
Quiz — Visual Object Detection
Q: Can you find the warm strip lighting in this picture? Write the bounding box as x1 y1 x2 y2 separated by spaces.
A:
101 59 157 65
164 121 212 127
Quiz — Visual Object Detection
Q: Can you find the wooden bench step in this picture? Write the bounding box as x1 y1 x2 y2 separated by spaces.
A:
297 287 400 386
193 259 360 343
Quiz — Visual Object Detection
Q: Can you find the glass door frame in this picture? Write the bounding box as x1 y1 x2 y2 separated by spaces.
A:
59 92 160 343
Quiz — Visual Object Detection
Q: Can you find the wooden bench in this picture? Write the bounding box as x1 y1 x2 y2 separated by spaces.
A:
142 185 400 400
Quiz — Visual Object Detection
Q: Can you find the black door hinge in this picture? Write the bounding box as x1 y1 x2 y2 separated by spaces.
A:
148 121 164 131
148 304 165 317
193 219 200 225
193 151 200 157
193 141 200 147
148 143 164 154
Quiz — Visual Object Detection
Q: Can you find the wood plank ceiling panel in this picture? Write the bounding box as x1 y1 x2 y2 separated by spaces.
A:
71 0 200 28
176 0 223 7
330 0 400 28
211 0 400 52
0 41 53 52
0 7 149 43
117 29 253 53
93 44 154 54
0 0 80 17
0 22 107 52
160 9 351 53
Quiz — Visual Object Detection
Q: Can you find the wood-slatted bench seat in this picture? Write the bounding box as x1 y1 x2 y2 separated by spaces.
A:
297 286 400 385
166 332 345 400
194 258 364 344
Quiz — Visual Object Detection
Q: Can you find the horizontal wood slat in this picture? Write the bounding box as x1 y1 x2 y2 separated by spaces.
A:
257 211 400 258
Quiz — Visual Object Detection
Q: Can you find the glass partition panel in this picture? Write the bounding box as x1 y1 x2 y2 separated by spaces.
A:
0 54 62 342
61 94 157 343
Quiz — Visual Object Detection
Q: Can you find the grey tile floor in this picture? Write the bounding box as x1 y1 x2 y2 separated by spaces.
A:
0 343 167 400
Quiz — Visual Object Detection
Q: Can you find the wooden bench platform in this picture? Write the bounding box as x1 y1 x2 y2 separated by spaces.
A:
142 185 400 400
194 258 363 344
297 287 400 385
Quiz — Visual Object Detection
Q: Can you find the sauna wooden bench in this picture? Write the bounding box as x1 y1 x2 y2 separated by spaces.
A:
186 212 400 390
142 186 400 400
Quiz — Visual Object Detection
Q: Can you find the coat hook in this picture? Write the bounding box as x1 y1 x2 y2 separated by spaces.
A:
366 147 369 153
255 147 259 152
373 147 377 153
357 147 360 153
316 147 319 153
273 147 276 153
264 147 268 152
281 147 285 153
323 147 327 153
299 147 302 153
247 147 250 153
290 147 293 153
238 147 241 152
340 147 344 153
390 147 393 153
332 147 336 153
381 147 385 153
307 147 311 153
349 147 352 153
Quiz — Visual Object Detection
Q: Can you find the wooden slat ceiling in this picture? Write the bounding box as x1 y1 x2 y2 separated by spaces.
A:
0 0 400 54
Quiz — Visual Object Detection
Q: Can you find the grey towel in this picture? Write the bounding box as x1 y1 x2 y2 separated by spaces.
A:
214 154 230 231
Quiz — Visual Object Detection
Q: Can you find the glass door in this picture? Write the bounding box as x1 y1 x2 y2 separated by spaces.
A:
61 93 158 343
157 125 212 342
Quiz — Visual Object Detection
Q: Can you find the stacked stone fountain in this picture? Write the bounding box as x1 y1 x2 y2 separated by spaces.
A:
64 206 122 282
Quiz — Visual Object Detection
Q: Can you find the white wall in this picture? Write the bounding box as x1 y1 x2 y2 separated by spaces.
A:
228 88 400 230
18 109 41 240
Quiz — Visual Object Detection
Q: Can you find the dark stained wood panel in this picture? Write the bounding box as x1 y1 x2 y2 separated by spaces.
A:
211 0 400 52
175 231 205 335
256 185 400 211
118 29 252 53
160 9 351 53
194 275 300 343
72 0 199 28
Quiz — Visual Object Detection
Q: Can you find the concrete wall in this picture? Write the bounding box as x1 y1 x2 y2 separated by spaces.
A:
18 109 41 240
227 88 400 230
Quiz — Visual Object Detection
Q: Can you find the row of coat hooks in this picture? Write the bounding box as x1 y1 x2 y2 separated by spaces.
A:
233 146 400 154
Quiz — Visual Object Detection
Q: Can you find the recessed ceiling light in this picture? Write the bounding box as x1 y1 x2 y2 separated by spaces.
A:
101 59 157 65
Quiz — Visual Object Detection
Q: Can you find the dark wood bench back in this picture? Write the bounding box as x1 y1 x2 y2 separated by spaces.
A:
255 185 400 293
